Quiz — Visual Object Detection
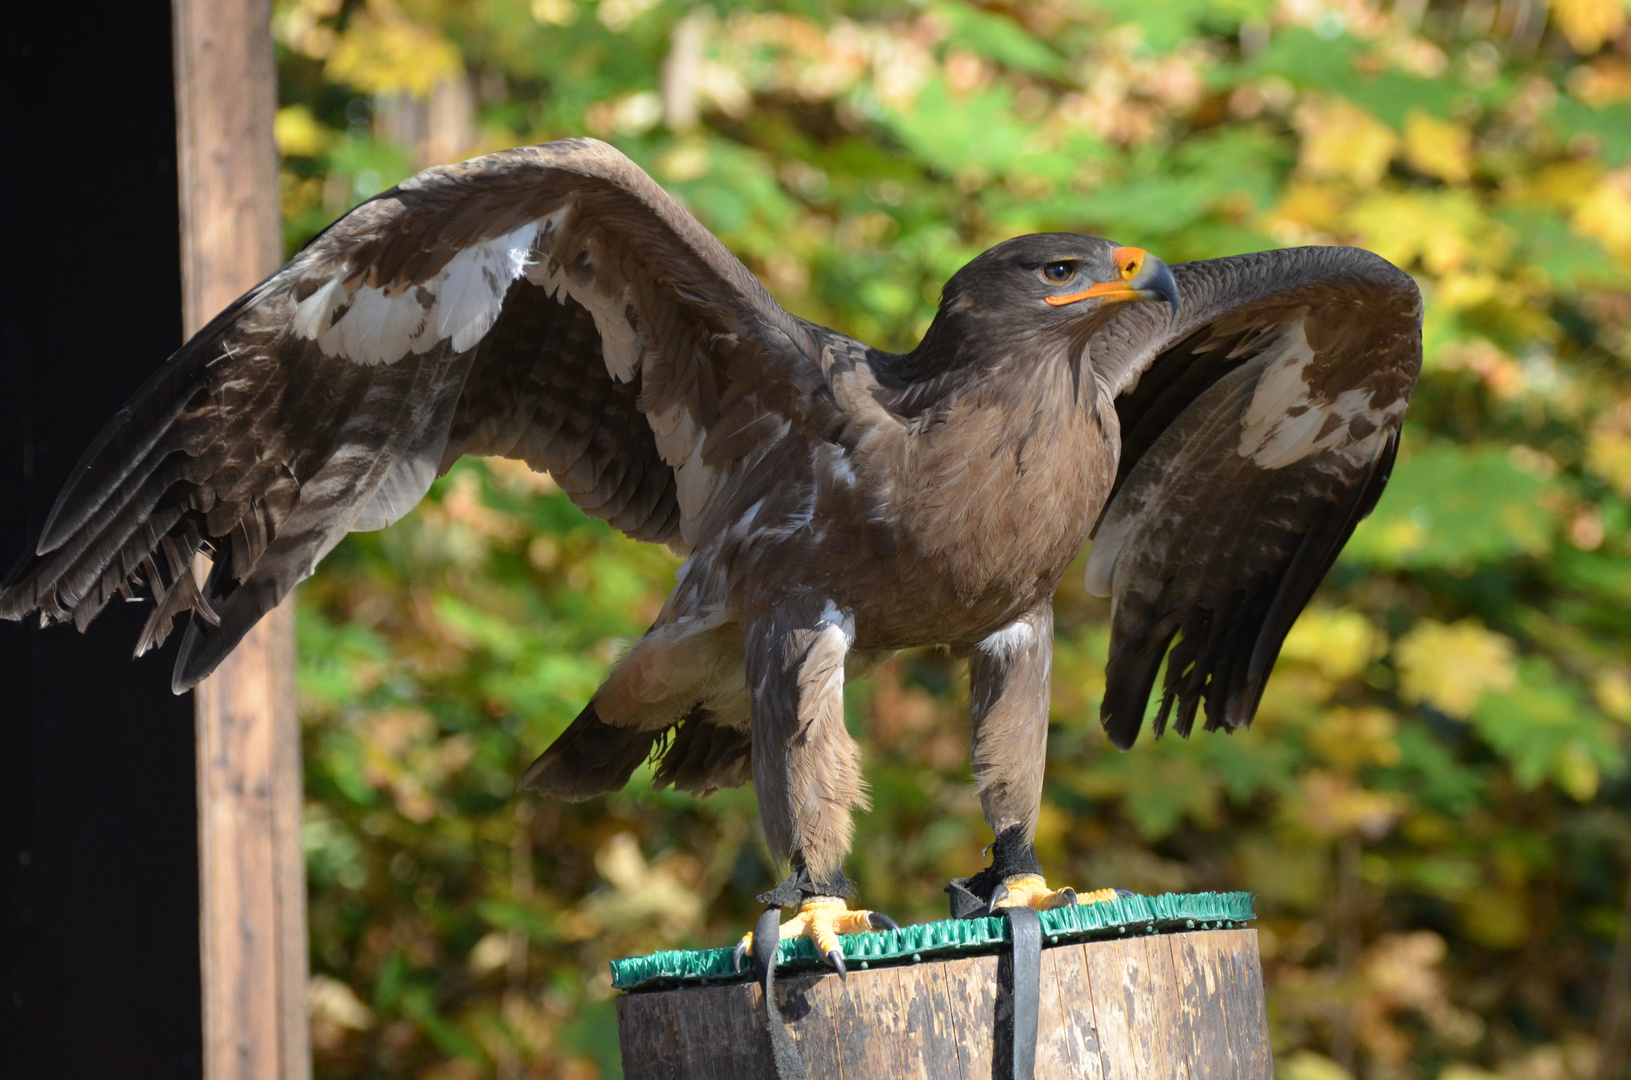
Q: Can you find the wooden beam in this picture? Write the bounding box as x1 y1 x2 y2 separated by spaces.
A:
172 2 310 1078
616 929 1272 1079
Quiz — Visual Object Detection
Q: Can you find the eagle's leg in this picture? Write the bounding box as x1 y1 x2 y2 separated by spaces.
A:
732 595 893 975
963 606 1120 912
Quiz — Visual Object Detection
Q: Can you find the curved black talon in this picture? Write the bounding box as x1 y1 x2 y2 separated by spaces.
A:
1058 887 1079 907
867 912 900 931
1113 887 1136 899
987 883 1011 913
732 938 750 973
826 949 847 979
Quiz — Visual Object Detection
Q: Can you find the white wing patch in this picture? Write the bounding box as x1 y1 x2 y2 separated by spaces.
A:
351 450 442 531
647 401 702 467
295 203 724 540
292 278 345 341
1086 321 1406 600
439 225 538 351
520 225 721 542
1236 321 1399 470
594 289 643 383
295 221 540 365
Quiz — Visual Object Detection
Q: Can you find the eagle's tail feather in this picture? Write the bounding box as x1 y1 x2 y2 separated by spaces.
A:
519 700 664 800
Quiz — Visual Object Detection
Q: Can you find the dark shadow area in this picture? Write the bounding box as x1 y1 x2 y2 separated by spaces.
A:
0 3 203 1076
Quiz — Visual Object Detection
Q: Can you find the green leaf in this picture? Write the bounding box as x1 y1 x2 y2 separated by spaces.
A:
1552 99 1631 168
1343 441 1556 571
1497 206 1626 291
1470 657 1623 798
929 1 1065 77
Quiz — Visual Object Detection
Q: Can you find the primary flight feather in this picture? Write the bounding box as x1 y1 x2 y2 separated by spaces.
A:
0 137 1420 964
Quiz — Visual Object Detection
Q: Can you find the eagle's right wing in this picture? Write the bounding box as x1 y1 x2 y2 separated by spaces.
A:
1084 247 1422 747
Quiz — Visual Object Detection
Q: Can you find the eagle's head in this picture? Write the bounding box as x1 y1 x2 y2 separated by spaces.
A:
912 233 1179 375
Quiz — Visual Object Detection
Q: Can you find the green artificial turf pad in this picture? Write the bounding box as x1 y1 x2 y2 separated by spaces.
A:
611 890 1254 991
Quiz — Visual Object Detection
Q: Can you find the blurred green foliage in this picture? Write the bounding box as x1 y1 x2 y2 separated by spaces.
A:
274 1 1631 1077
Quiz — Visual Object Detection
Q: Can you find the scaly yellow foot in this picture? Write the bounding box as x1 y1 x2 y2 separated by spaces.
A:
990 873 1124 912
733 898 899 977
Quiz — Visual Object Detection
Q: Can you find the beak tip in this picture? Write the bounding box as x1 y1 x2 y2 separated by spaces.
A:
1144 258 1180 319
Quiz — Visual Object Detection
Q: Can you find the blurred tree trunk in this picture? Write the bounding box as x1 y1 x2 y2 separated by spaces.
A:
172 0 309 1077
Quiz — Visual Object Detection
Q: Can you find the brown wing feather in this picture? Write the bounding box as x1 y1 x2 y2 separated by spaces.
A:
0 138 826 690
1086 246 1421 747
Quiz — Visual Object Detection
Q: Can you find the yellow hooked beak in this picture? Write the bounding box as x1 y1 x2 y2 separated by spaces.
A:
1044 247 1179 316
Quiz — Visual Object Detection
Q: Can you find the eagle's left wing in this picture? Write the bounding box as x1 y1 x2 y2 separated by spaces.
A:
1083 246 1421 748
0 139 846 692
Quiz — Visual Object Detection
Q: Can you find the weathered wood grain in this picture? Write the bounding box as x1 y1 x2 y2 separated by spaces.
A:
1040 943 1106 1080
618 929 1271 1080
173 1 306 1078
1084 935 1151 1080
1139 932 1193 1080
1169 932 1235 1078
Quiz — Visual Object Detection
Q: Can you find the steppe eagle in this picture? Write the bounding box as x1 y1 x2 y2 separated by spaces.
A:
0 137 1420 968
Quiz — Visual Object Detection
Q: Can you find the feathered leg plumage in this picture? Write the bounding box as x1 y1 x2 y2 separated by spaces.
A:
956 604 1123 915
735 594 891 974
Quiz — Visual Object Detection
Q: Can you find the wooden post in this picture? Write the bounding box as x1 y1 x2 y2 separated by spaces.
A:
616 929 1272 1079
172 2 310 1079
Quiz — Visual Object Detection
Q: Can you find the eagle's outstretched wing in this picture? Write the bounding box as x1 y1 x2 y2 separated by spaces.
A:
0 138 834 691
1085 246 1421 747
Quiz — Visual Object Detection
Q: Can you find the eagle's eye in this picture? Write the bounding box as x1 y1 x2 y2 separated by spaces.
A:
1041 261 1075 284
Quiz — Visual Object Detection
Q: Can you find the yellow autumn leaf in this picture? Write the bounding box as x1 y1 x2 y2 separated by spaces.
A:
1586 429 1631 495
1458 886 1531 949
1554 740 1602 801
1394 619 1518 718
1263 179 1350 242
1343 192 1435 270
1280 607 1384 681
1307 706 1403 772
1552 0 1629 54
274 104 328 158
275 0 343 59
1296 770 1406 838
1434 272 1502 311
1403 110 1471 184
1348 188 1511 278
1363 517 1431 562
1594 669 1631 722
1294 96 1399 186
597 0 663 33
1568 57 1631 105
531 0 580 26
1572 172 1631 260
1280 1052 1354 1080
325 0 463 99
1502 160 1603 212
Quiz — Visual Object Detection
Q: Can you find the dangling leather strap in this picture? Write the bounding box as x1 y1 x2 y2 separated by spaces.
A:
998 905 1041 1080
752 906 808 1080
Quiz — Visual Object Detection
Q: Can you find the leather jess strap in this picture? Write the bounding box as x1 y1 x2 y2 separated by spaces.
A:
753 906 808 1080
950 876 1043 1080
998 905 1041 1080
